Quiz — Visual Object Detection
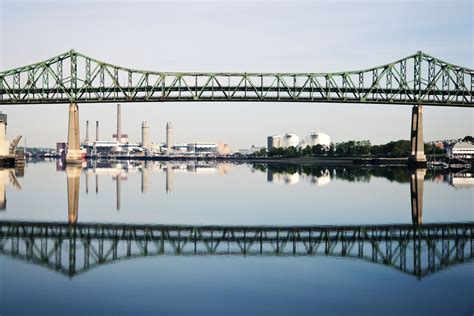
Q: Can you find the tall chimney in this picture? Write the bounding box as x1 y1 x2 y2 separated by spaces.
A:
166 122 173 152
96 121 99 141
85 120 89 143
117 104 122 143
142 121 150 149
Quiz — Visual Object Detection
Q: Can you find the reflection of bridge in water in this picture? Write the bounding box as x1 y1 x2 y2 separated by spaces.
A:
0 220 472 279
1 163 473 278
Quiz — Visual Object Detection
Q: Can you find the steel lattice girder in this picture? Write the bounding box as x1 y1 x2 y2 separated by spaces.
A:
0 50 472 106
0 221 472 278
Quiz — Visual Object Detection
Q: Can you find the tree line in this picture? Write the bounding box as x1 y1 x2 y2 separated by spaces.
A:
254 140 445 158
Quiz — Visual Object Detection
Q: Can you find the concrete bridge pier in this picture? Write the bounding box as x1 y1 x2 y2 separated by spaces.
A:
410 168 426 225
408 105 427 167
66 102 82 163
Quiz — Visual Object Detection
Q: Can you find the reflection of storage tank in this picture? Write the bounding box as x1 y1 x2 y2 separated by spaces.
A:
166 122 174 151
267 170 300 185
141 121 150 149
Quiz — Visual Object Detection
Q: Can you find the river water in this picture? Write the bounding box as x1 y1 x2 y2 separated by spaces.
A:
0 160 473 315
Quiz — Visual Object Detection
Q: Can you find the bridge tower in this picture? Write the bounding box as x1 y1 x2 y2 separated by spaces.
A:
408 105 427 166
66 103 82 163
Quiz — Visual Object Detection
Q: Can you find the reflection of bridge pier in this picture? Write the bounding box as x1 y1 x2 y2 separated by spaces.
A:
66 166 81 224
0 169 23 210
410 168 426 225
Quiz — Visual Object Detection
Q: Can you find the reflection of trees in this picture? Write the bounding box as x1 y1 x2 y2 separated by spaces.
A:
252 163 442 184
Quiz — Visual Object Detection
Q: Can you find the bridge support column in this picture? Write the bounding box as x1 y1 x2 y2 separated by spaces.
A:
66 102 82 163
408 105 426 167
410 168 426 225
66 165 81 224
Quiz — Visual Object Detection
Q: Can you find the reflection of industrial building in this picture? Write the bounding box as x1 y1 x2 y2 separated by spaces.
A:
0 168 23 210
81 161 231 201
305 170 331 187
267 170 300 185
267 168 332 187
449 172 474 189
267 131 330 150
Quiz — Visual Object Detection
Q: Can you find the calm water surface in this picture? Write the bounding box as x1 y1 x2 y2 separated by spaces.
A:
0 160 473 315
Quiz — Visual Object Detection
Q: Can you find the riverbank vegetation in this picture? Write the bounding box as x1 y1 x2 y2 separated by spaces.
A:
254 140 445 158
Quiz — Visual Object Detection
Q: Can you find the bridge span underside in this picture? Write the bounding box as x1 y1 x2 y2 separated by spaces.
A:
0 50 472 163
0 221 472 279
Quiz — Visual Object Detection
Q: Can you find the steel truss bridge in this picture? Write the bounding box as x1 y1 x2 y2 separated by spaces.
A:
0 50 473 106
1 221 472 279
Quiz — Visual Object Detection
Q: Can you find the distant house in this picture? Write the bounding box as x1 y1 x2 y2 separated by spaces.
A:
450 142 474 159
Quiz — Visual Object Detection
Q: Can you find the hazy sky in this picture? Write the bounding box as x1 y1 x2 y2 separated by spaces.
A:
0 0 473 148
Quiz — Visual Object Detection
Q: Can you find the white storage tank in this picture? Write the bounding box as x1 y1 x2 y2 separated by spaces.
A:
284 133 300 148
307 132 330 147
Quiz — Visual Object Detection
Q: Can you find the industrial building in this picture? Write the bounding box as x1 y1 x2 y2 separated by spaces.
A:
450 142 474 159
267 133 299 150
186 142 218 154
0 112 10 156
306 132 331 147
267 131 330 150
77 104 231 158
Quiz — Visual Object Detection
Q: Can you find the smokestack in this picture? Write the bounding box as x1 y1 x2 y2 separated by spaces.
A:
142 121 150 149
85 120 89 143
166 122 173 151
117 104 122 143
95 121 99 141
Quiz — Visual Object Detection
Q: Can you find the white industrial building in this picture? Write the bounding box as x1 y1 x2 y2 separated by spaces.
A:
0 112 9 156
267 133 300 150
267 131 330 150
306 132 331 147
186 142 218 154
267 135 284 150
450 142 474 158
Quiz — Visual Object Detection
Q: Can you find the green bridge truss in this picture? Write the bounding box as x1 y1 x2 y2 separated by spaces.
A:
0 50 472 106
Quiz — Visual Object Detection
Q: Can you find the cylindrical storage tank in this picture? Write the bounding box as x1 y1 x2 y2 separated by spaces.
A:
284 133 300 148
